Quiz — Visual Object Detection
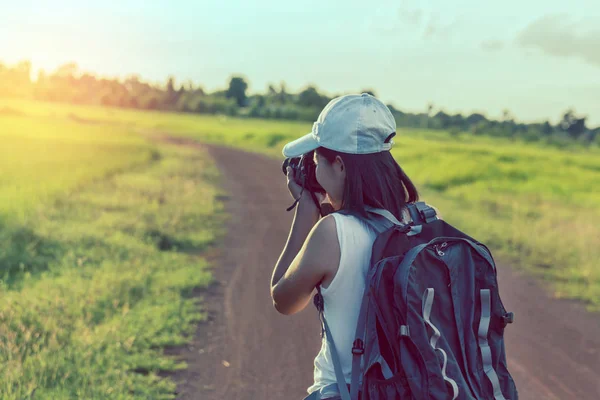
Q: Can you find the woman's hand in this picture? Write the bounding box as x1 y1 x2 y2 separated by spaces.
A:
286 166 304 200
286 166 326 212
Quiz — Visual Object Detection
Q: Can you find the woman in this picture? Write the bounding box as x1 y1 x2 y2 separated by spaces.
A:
270 93 420 400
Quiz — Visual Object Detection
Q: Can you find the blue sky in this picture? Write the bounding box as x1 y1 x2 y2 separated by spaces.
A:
2 0 599 125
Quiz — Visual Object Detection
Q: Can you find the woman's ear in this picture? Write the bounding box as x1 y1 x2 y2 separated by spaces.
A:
335 155 344 172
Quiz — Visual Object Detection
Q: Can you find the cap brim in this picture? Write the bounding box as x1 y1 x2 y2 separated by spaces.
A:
282 132 319 158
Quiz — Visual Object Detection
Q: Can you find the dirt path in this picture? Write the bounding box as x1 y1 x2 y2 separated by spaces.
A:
167 140 600 400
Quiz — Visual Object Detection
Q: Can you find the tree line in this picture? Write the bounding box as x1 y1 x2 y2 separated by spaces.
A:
1 60 598 147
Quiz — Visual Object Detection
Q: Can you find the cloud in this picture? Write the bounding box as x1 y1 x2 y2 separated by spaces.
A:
394 4 460 40
362 1 459 39
422 15 461 39
481 40 504 52
516 14 600 68
397 7 423 26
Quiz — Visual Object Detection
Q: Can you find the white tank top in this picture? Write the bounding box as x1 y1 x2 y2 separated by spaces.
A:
307 209 411 394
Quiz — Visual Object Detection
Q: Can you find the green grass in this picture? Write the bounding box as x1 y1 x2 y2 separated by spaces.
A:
3 99 600 311
389 132 600 307
0 99 227 398
0 96 599 395
0 109 153 221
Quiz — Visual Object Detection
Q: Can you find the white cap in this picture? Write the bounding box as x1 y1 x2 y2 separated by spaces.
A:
282 93 396 158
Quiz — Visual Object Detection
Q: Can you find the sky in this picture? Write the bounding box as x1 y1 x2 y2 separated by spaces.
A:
2 0 600 125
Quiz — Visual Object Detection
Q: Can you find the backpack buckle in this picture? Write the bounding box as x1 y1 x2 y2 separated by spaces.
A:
400 325 410 337
420 208 437 222
396 224 411 234
502 312 514 325
352 339 364 355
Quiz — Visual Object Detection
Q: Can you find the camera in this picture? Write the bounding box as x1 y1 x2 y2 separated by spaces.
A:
282 150 334 216
281 150 325 194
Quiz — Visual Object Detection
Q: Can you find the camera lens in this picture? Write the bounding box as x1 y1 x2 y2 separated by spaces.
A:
282 158 290 175
282 157 301 175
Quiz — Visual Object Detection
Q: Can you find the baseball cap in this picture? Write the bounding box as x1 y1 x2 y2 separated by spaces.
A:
282 93 396 158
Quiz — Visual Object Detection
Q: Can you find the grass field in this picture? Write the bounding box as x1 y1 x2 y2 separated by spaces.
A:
10 98 595 304
0 96 598 396
0 100 227 398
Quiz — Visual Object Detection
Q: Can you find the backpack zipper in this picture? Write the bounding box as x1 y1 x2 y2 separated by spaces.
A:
433 242 448 256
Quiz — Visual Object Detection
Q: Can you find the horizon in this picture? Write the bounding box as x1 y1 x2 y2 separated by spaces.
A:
6 57 600 129
2 0 599 125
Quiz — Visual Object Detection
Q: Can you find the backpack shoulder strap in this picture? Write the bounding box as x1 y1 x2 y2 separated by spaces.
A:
335 207 405 234
364 206 404 226
349 286 371 400
315 285 352 400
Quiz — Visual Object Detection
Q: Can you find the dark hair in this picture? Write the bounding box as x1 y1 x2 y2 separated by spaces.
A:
315 146 419 222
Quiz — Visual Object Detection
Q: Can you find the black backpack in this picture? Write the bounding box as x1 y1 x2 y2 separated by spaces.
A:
313 202 518 400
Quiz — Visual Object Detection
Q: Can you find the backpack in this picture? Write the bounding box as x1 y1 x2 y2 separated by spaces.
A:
312 202 518 400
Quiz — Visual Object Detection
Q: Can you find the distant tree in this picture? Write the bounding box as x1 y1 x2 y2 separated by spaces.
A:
424 103 435 129
101 94 112 106
522 125 542 143
54 62 78 78
427 103 434 115
1 57 595 144
298 86 326 108
450 113 466 130
0 60 33 97
226 76 248 107
466 113 486 125
502 109 513 122
193 86 205 96
166 76 175 95
577 129 597 145
165 76 179 107
471 121 489 135
499 109 516 138
590 135 600 148
118 95 129 108
592 128 600 147
252 94 266 107
560 109 587 138
145 97 159 110
276 82 288 104
36 69 46 83
541 121 554 135
15 60 32 82
268 84 277 96
433 111 451 129
124 75 140 93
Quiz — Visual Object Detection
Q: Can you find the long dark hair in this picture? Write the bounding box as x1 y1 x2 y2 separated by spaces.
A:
315 146 419 222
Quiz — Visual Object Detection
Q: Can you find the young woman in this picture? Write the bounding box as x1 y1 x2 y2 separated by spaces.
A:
270 93 421 400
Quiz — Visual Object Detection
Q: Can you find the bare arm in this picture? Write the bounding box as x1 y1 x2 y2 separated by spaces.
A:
271 195 320 288
270 195 339 315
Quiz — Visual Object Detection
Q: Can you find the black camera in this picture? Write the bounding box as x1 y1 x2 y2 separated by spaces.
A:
282 150 333 215
281 150 325 194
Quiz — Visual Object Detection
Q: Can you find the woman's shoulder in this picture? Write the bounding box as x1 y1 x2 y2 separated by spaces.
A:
332 204 442 229
327 212 362 232
330 212 383 237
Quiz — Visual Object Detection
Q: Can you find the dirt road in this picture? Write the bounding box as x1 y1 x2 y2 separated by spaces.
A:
167 140 600 400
